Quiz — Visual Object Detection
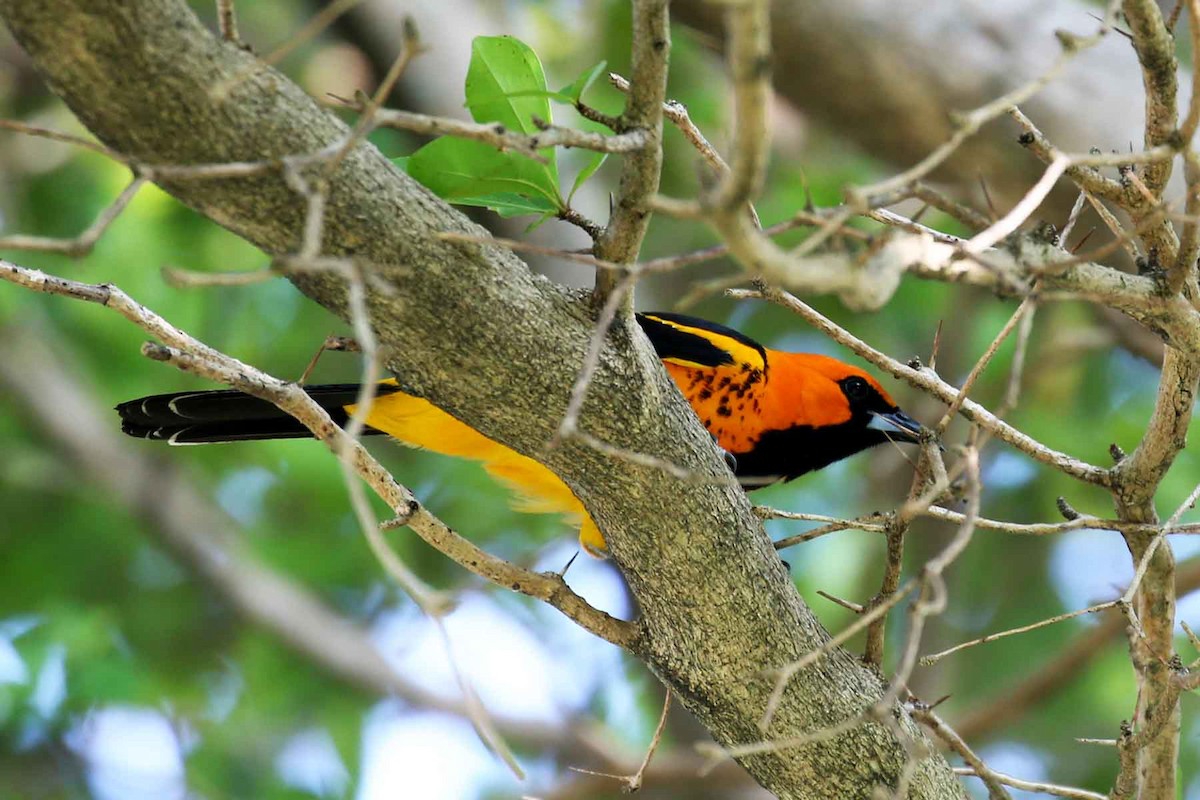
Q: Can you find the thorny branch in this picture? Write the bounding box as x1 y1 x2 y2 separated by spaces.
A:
952 558 1200 742
567 690 672 793
911 707 1013 800
6 0 1200 796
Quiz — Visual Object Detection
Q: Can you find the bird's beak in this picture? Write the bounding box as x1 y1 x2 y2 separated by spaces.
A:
867 409 924 443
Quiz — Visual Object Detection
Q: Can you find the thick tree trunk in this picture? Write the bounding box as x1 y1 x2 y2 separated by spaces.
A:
0 2 966 797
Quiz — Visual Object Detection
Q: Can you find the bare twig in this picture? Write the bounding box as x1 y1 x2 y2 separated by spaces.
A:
0 118 127 162
863 440 947 667
868 208 971 246
912 707 1012 800
733 286 1114 486
765 504 1200 548
816 590 866 614
1180 0 1200 145
162 264 278 288
0 175 146 256
566 428 736 487
345 101 649 160
323 20 424 179
849 8 1118 206
569 689 672 792
593 0 670 298
910 183 992 231
262 0 362 66
1009 108 1128 203
874 449 983 721
704 0 771 213
1171 149 1200 294
611 72 761 228
434 618 526 778
1059 191 1088 247
1108 343 1200 796
758 580 918 732
613 73 724 174
551 272 638 448
1122 0 1178 199
935 292 1040 435
920 601 1123 666
215 0 238 42
862 513 908 668
950 768 1106 800
963 157 1069 254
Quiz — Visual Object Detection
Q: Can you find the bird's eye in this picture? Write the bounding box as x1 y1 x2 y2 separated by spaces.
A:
843 376 870 401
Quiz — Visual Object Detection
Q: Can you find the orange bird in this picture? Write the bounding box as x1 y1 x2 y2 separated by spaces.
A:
117 312 922 556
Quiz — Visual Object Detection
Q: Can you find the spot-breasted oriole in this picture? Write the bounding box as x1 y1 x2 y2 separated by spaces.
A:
117 312 922 556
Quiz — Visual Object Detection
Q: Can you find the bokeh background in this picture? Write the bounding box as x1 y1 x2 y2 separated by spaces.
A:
2 1 1200 798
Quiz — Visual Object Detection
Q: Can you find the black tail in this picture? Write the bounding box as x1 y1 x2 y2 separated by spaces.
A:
116 383 402 444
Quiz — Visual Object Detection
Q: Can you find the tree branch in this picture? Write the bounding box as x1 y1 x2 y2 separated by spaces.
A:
593 0 669 296
0 259 637 647
0 2 967 796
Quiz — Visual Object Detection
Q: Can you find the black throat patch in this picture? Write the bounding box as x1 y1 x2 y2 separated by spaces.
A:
731 421 895 487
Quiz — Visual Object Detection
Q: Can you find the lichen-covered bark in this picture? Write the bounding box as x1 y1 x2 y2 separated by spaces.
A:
0 2 966 796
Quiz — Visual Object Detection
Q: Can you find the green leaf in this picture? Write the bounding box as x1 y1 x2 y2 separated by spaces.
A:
523 212 556 233
568 152 607 205
407 137 563 215
498 89 579 104
558 61 607 103
453 193 560 218
390 156 410 171
465 37 553 137
404 37 581 218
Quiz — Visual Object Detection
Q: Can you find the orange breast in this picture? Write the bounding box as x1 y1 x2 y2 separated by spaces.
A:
663 360 768 454
663 350 854 454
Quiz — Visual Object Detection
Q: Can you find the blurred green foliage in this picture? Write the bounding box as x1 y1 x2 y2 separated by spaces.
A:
2 1 1199 798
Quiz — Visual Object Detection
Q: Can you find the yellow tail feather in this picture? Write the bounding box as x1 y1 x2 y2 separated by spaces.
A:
348 380 607 556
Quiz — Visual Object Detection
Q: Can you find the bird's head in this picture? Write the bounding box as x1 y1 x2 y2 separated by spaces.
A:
792 354 924 446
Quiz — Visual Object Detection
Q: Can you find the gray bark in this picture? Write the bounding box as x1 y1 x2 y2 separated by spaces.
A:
0 2 967 797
